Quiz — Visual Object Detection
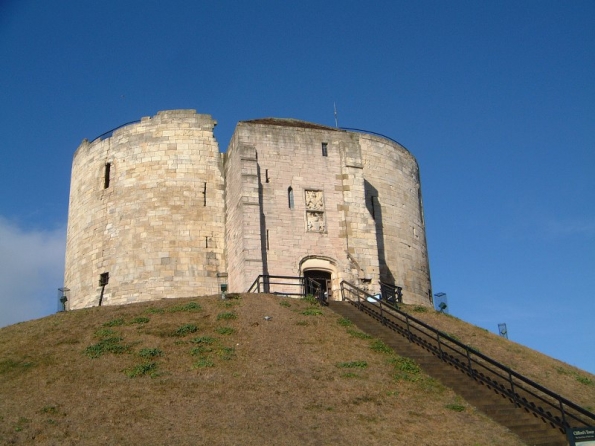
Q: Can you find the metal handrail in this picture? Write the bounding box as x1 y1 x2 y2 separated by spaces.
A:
379 281 403 304
340 280 595 431
247 275 326 304
91 120 141 142
339 127 405 147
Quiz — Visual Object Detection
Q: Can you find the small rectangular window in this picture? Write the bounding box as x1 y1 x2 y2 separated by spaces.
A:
321 142 328 157
99 272 109 286
265 169 270 183
104 163 111 189
288 187 294 209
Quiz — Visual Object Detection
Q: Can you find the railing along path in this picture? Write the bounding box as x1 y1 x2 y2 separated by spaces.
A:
247 274 327 305
340 280 595 433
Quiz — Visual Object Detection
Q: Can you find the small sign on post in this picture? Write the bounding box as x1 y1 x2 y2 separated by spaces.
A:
217 272 228 300
567 427 595 445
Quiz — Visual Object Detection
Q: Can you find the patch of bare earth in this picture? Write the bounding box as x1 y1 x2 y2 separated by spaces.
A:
1 295 529 445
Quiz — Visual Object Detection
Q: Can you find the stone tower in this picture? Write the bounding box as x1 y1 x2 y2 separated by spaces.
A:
64 110 226 309
225 118 431 305
64 110 431 309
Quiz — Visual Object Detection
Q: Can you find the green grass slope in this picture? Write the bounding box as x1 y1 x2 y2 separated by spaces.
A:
0 294 577 445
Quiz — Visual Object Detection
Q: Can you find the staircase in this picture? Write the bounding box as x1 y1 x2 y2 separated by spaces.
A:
330 300 571 446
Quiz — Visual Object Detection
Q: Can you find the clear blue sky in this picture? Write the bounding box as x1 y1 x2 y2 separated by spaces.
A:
1 1 594 374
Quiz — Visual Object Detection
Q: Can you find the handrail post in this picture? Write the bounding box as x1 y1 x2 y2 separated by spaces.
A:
559 399 567 428
466 348 473 378
509 371 519 407
437 332 443 359
406 314 412 342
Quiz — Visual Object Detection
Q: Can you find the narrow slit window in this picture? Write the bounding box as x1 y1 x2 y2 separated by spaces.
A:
104 163 111 189
265 169 269 183
205 236 209 248
288 187 294 209
321 142 328 157
266 230 270 250
203 182 207 206
99 272 109 286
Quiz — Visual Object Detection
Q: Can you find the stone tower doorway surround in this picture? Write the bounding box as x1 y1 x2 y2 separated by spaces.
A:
300 257 338 301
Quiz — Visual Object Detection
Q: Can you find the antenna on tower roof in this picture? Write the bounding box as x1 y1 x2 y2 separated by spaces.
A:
334 102 338 128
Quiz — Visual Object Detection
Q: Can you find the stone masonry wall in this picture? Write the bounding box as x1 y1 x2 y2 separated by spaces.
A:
360 135 432 305
65 111 431 309
64 110 226 309
224 121 381 297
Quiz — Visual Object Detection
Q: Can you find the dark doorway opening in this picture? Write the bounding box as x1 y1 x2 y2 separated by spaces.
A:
303 270 332 299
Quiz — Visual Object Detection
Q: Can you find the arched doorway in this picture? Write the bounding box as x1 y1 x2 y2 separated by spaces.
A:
300 256 338 301
303 269 332 298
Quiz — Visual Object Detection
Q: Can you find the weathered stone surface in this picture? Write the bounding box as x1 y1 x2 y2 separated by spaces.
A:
65 110 225 309
64 111 432 309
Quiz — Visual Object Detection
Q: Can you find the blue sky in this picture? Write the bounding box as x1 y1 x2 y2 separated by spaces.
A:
1 1 594 374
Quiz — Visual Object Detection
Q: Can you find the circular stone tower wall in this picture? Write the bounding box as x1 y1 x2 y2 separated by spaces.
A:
64 110 226 309
359 134 432 305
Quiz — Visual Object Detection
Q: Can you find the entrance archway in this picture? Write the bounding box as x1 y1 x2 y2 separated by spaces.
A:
303 270 332 297
300 256 338 301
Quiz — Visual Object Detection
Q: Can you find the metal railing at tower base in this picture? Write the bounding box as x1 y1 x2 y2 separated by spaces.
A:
379 281 403 305
339 280 595 433
247 275 327 305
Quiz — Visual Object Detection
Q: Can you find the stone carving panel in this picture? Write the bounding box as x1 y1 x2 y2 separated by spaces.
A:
305 190 325 232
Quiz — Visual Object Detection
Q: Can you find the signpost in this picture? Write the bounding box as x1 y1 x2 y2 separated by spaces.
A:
567 427 595 445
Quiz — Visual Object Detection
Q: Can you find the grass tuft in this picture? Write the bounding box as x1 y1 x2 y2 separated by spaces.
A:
576 375 594 386
124 362 158 378
216 312 237 321
445 403 466 412
41 406 58 414
168 302 202 313
130 316 150 325
301 308 323 316
103 318 125 327
193 358 215 368
94 328 116 338
411 306 428 313
191 345 213 355
218 347 236 360
0 359 36 375
336 361 368 369
370 339 392 354
144 307 165 314
340 372 361 379
347 329 372 340
138 348 163 358
215 327 235 335
337 317 353 327
172 324 199 337
190 336 216 344
388 356 422 382
84 336 131 358
302 294 319 306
